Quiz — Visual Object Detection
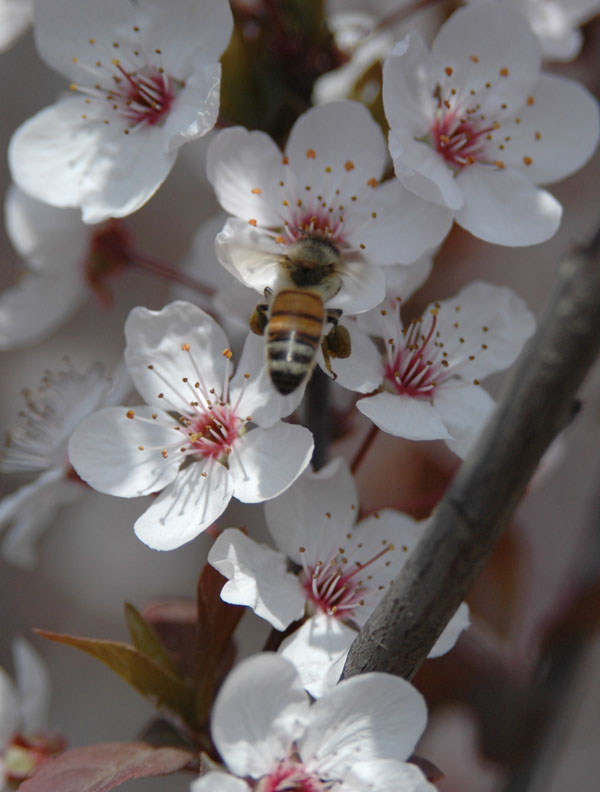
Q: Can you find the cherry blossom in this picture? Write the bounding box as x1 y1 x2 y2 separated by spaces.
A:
466 0 600 61
0 186 136 349
68 301 314 551
0 0 32 53
9 0 233 223
191 653 435 792
0 640 64 789
383 3 600 245
207 100 453 317
209 458 469 697
355 281 535 458
0 361 128 568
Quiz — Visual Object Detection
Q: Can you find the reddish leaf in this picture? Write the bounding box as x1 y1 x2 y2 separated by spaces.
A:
19 742 194 792
124 602 180 677
142 599 198 680
36 630 196 727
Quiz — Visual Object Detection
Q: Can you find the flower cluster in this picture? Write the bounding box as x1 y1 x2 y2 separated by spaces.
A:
1 0 599 790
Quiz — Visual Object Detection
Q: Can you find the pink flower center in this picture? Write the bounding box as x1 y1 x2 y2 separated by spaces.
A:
301 542 394 622
431 112 494 169
257 760 326 792
111 62 175 127
384 309 445 398
185 404 242 461
285 210 344 244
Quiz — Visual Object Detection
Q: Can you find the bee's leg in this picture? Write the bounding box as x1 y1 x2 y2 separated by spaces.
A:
249 303 269 336
321 320 351 379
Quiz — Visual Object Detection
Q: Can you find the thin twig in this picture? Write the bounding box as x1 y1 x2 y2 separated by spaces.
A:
131 254 215 297
350 423 379 475
342 234 600 681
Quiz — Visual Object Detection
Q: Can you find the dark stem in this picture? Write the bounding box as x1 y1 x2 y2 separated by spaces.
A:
342 235 600 681
306 368 331 471
350 423 380 475
130 253 215 297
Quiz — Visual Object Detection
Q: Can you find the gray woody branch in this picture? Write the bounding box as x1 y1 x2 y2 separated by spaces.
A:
342 231 600 681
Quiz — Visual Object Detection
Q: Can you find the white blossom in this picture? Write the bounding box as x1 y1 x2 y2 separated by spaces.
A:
355 281 535 458
191 653 435 792
209 458 469 697
0 0 32 53
68 302 314 551
383 2 600 245
207 100 453 317
0 361 128 567
9 0 233 223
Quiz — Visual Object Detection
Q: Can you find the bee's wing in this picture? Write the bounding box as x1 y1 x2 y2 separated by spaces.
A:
215 217 286 294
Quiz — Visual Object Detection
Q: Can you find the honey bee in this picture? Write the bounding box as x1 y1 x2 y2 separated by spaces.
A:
250 235 351 395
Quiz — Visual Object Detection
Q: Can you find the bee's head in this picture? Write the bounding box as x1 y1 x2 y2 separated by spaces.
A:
284 234 341 287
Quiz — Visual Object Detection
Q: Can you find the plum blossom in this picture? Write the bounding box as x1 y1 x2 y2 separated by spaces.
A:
466 0 600 61
0 640 64 789
0 361 129 568
9 0 233 223
68 301 314 551
383 3 600 245
191 653 435 792
355 281 535 459
0 0 32 53
0 186 137 349
209 458 469 697
207 100 453 318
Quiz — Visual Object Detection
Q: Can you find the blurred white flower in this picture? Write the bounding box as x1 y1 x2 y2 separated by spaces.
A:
0 361 129 568
466 0 600 61
207 100 453 317
383 3 600 245
0 0 32 53
355 281 535 459
209 458 469 697
191 653 435 792
68 302 314 551
0 186 135 350
0 639 63 788
9 0 233 223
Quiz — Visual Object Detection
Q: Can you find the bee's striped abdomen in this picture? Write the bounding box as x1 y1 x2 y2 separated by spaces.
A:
267 289 325 395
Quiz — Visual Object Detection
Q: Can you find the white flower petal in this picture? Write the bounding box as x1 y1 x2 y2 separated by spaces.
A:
324 320 382 394
428 602 470 658
499 74 600 185
384 256 434 301
228 424 314 504
207 128 285 226
208 528 305 631
124 302 229 412
191 772 250 792
428 4 541 117
435 384 496 459
344 179 453 266
456 165 562 245
346 759 436 792
164 64 222 152
327 253 386 314
285 102 388 200
229 333 304 427
0 270 86 350
134 461 233 550
215 218 285 295
388 131 464 210
278 613 356 699
9 97 100 209
12 639 50 734
357 392 453 441
382 34 433 137
0 0 32 53
211 654 309 779
429 281 535 381
300 672 428 775
68 406 181 497
0 666 20 748
264 457 358 565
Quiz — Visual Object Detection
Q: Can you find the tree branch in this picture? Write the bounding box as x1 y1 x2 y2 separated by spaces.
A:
342 235 600 681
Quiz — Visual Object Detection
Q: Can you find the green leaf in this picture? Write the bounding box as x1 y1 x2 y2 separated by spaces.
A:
36 630 196 728
124 602 180 677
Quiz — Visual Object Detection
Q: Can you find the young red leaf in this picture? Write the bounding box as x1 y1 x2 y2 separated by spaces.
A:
36 629 196 727
124 602 180 676
18 741 194 792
